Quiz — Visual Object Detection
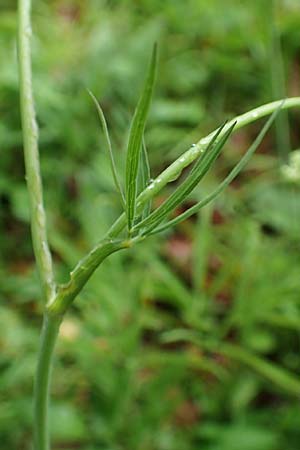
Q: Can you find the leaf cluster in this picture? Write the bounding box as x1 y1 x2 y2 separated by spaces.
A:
90 45 282 241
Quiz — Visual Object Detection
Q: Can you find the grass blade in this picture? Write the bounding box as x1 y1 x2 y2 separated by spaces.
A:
135 121 236 234
151 104 283 235
88 89 125 207
126 44 158 232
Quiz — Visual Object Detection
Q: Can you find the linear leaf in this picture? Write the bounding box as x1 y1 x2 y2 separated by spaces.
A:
135 121 236 234
139 136 152 219
150 104 282 235
88 89 125 206
125 44 158 231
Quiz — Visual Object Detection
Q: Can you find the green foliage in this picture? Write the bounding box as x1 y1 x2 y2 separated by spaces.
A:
135 121 236 234
2 1 300 449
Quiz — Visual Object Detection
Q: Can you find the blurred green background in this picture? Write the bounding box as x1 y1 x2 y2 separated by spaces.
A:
1 1 300 449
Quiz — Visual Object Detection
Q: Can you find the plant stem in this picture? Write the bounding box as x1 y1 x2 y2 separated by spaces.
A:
18 1 58 449
34 314 62 450
47 238 133 315
17 0 55 303
106 97 300 238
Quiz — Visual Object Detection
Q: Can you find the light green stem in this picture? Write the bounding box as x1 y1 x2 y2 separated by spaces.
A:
47 238 132 314
34 314 62 450
17 0 55 303
17 1 58 449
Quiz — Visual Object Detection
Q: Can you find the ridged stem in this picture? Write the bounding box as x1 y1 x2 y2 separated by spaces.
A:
17 2 58 449
17 0 55 303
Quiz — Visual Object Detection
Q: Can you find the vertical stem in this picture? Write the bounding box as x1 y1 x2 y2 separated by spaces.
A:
17 0 55 302
17 2 58 449
34 314 62 450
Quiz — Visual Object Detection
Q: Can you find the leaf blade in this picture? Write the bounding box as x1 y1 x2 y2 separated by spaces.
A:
139 136 152 220
135 121 236 234
125 44 158 231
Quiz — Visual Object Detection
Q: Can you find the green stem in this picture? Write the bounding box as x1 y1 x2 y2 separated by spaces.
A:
106 97 300 238
34 314 62 450
47 238 133 315
17 2 58 449
17 0 55 303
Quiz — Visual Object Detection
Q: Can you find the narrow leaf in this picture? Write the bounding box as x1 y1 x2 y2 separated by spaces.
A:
126 43 158 231
88 90 125 206
135 121 236 234
139 136 152 219
151 104 283 235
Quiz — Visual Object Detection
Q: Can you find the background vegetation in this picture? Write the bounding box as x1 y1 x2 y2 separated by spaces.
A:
1 1 300 449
